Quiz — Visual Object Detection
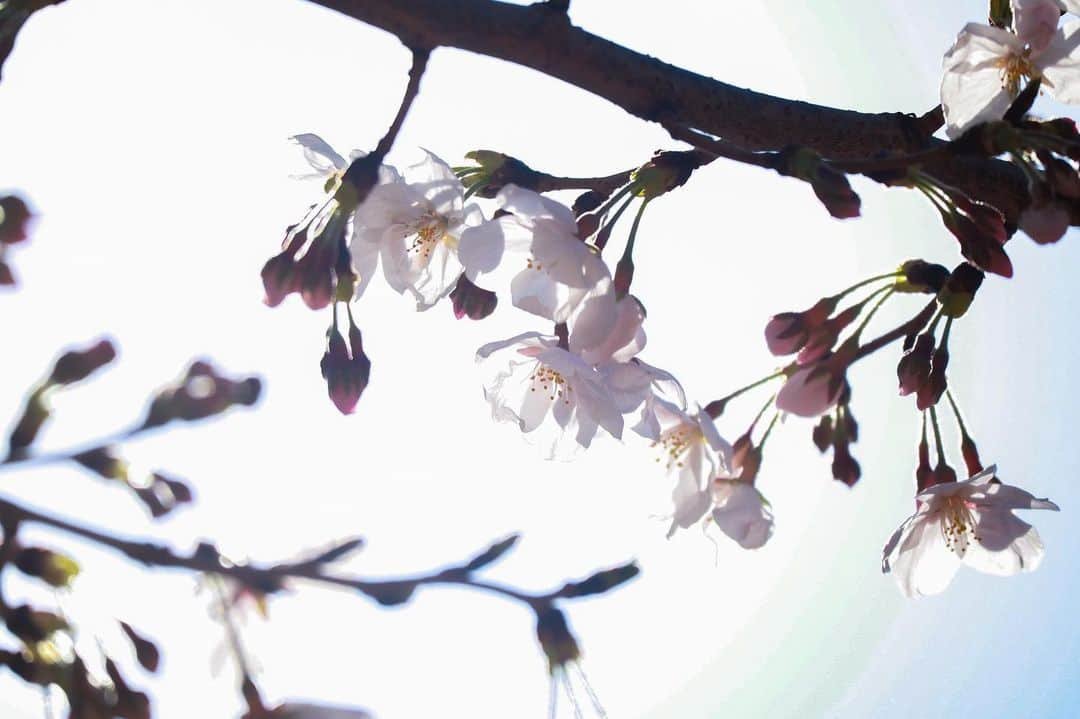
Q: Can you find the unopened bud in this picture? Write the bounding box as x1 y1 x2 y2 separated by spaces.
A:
535 606 580 672
0 195 32 245
937 263 984 318
764 296 837 356
782 147 861 218
897 333 934 396
631 150 702 199
831 443 861 486
556 562 640 598
449 275 497 320
916 346 949 410
320 323 371 415
5 605 68 644
48 338 117 386
572 189 607 216
14 548 80 588
73 447 128 481
812 415 833 453
960 435 984 477
897 260 950 294
613 256 634 298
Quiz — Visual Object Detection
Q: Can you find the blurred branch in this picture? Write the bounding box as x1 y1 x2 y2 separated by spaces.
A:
0 494 636 609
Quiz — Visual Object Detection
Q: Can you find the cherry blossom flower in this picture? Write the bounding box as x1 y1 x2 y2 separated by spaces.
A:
476 332 623 458
882 465 1060 598
710 479 774 549
656 403 733 536
775 359 847 417
353 150 484 310
459 185 616 344
941 19 1080 138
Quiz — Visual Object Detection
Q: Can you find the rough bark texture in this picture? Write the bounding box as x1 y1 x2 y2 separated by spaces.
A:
307 0 1029 223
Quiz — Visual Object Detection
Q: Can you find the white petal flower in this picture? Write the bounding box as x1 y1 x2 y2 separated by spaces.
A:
354 151 484 310
600 359 686 441
655 402 733 537
476 332 623 458
459 185 615 327
941 19 1080 137
710 479 775 549
1012 0 1065 52
882 465 1059 598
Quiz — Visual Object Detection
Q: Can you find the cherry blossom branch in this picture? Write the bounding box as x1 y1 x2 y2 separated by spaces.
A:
304 0 1029 222
0 494 632 610
372 47 429 161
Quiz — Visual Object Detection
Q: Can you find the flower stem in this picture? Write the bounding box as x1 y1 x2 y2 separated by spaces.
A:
851 286 895 341
834 271 902 301
928 405 946 466
944 388 971 440
706 370 786 417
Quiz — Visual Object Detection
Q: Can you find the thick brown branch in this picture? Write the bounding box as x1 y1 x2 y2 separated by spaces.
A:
306 0 1029 223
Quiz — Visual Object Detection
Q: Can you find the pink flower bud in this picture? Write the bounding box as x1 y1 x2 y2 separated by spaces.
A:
0 196 31 246
776 361 847 417
764 296 836 356
320 324 371 415
941 203 1012 278
449 275 497 320
797 303 860 365
48 338 117 386
897 333 933 396
1020 193 1071 245
916 346 948 410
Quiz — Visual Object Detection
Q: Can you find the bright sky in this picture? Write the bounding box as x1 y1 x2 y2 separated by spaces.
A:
1 1 1078 718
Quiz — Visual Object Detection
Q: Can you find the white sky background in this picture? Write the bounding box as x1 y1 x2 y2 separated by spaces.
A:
1 1 1078 717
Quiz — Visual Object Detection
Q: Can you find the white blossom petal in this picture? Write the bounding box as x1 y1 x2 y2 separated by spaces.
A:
1040 20 1080 102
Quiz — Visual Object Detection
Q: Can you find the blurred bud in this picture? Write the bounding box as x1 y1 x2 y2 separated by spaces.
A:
831 443 861 486
14 547 80 588
556 562 640 598
5 605 68 644
937 263 984 318
961 435 984 477
897 260 950 294
0 259 14 286
143 361 261 428
916 346 949 410
0 195 32 245
133 472 195 518
105 658 151 719
119 622 160 673
897 333 934 396
269 702 373 719
464 534 520 572
781 147 861 218
812 415 833 453
631 150 703 199
362 581 416 607
764 296 837 356
73 447 128 481
320 321 371 415
7 389 48 457
535 606 580 672
48 338 117 386
449 275 497 320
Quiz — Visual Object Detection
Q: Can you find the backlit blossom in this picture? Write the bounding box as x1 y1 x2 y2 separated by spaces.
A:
477 332 623 458
353 151 484 309
941 20 1080 138
775 360 847 417
656 403 733 536
271 703 372 719
882 465 1060 598
710 479 774 549
459 185 616 341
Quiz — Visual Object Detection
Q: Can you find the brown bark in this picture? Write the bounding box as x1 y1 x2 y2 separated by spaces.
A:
306 0 1029 223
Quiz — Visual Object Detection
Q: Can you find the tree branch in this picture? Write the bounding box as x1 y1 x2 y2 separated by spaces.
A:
305 0 1029 223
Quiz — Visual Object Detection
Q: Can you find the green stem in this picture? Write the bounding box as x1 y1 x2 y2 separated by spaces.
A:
944 389 970 440
851 287 895 341
928 405 946 466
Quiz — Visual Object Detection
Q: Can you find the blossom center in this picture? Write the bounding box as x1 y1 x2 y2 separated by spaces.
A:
941 496 981 554
653 425 702 470
997 51 1038 96
529 364 571 403
407 214 453 259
